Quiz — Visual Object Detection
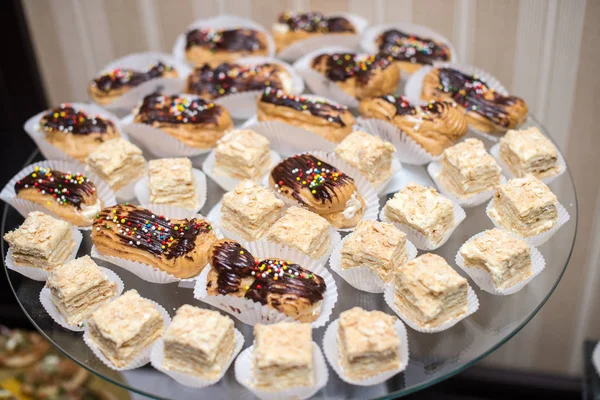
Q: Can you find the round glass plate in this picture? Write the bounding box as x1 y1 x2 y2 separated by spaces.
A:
2 116 577 400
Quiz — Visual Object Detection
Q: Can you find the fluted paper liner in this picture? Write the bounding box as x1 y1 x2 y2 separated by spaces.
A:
0 160 116 230
489 142 567 185
322 318 409 385
376 159 403 195
234 342 328 400
384 282 479 333
357 118 442 166
193 241 338 328
276 12 368 61
202 149 282 192
455 231 546 295
329 235 417 293
485 198 570 247
39 267 124 332
150 329 244 388
379 201 466 251
427 161 507 208
83 298 171 371
593 343 600 376
135 167 207 213
4 227 83 281
89 52 191 111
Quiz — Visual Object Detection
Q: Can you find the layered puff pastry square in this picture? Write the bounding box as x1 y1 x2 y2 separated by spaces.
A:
384 183 454 245
394 253 468 328
440 138 502 197
220 180 285 241
459 229 531 290
253 322 314 391
265 206 331 259
87 289 164 368
46 256 117 326
86 138 146 192
341 220 407 283
163 305 235 379
334 130 396 188
148 158 198 210
214 129 272 180
3 211 76 270
489 175 558 237
338 307 400 380
499 127 560 179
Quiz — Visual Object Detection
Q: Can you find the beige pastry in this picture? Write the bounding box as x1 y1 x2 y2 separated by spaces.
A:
214 129 272 180
148 158 198 210
86 138 146 193
499 127 560 179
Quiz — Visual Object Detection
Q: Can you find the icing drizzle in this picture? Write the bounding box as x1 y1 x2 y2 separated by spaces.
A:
278 11 355 33
136 93 222 125
92 62 174 93
186 28 264 52
379 95 451 118
378 29 450 65
40 104 114 135
311 52 394 84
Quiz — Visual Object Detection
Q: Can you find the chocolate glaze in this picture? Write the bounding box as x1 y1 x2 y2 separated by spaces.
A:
92 62 173 93
278 11 355 33
312 52 393 85
94 204 212 259
271 154 353 206
260 88 347 126
186 28 264 52
378 29 450 65
379 95 451 118
40 105 114 135
136 93 222 125
210 240 325 305
15 167 96 209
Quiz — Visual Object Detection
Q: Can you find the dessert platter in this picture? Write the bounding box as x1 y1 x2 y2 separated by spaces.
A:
2 11 577 400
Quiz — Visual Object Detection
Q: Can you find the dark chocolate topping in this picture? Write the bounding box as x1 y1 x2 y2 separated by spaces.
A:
185 28 264 52
136 93 222 125
94 204 212 259
311 52 393 85
92 62 173 93
15 167 96 209
379 95 451 118
40 105 114 135
210 240 326 305
378 29 450 65
260 88 348 126
278 11 355 33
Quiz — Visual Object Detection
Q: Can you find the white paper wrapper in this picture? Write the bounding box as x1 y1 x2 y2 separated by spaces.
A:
379 201 466 251
384 282 479 333
489 143 567 185
0 160 116 230
134 167 207 213
485 198 570 247
150 329 244 388
276 13 368 61
592 343 600 376
427 161 506 208
112 178 141 202
4 227 83 281
39 267 124 332
83 298 171 371
375 158 402 195
322 318 409 385
234 342 328 400
202 149 282 192
89 52 191 112
357 117 442 166
193 241 338 328
173 15 276 65
24 103 128 163
329 235 417 294
455 231 546 295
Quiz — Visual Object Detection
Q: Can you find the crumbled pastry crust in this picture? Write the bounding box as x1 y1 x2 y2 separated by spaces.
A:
86 138 146 192
214 129 272 180
148 157 198 210
499 127 559 178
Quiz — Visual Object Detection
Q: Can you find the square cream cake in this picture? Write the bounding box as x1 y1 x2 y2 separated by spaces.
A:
499 127 559 179
148 158 197 210
85 138 146 192
214 129 272 180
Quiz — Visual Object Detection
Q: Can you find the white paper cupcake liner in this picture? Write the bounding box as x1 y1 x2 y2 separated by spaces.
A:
376 159 403 195
485 198 570 247
0 160 116 230
89 52 191 111
427 161 506 208
455 231 546 295
150 329 244 388
83 298 171 371
134 167 207 213
172 15 276 65
112 177 142 202
322 317 409 385
329 235 417 294
384 282 479 333
592 343 600 376
4 226 83 281
276 13 368 61
234 342 328 400
202 149 282 192
39 267 124 332
489 142 567 185
193 241 338 328
379 201 466 251
357 117 442 166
